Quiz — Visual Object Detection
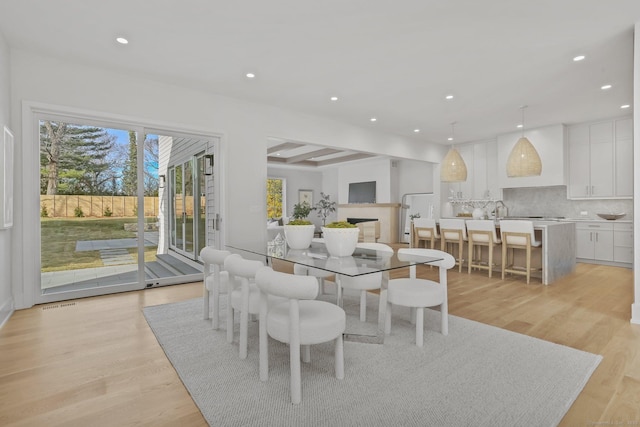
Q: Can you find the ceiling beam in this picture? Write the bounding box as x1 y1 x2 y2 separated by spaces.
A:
267 142 304 155
267 156 317 167
285 148 342 164
316 153 375 167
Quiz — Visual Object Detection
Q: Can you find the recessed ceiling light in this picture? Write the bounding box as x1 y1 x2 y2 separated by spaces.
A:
330 96 338 101
517 124 523 129
447 137 453 141
370 117 377 122
573 55 585 61
621 104 630 109
246 73 256 79
414 129 420 133
601 84 612 90
445 94 454 100
116 37 129 45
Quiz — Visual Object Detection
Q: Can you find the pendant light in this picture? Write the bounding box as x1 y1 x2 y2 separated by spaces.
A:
440 121 467 182
507 106 542 177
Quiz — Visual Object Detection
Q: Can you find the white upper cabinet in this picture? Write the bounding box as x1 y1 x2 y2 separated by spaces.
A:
442 141 502 201
497 124 567 188
567 116 632 199
614 118 633 197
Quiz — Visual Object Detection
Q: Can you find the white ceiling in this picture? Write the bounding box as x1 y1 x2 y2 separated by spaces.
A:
1 0 639 149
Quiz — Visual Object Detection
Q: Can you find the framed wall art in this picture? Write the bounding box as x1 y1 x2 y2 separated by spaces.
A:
298 189 313 206
1 125 14 229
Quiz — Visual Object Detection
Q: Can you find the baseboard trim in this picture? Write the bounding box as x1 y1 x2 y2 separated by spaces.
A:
0 297 15 329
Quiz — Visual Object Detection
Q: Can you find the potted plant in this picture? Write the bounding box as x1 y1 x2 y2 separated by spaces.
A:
283 201 316 249
321 221 360 257
315 192 337 227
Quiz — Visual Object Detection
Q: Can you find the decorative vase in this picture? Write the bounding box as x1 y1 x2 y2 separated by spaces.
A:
321 227 360 257
283 224 315 249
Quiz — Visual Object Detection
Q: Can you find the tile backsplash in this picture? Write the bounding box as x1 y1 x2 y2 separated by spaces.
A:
503 186 633 220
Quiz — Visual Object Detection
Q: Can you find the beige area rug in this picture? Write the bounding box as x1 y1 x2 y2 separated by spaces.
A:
143 293 601 427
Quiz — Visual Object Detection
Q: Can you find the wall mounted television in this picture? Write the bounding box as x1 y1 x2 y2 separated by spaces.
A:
348 181 376 204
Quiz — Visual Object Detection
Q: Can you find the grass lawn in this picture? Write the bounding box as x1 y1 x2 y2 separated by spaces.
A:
41 217 158 272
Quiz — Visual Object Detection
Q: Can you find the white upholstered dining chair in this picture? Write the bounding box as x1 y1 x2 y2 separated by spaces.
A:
223 254 269 359
385 248 455 347
256 266 346 404
336 242 394 322
200 246 232 329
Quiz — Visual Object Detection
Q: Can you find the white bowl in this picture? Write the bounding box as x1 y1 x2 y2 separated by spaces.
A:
321 227 360 257
596 213 626 220
283 224 315 249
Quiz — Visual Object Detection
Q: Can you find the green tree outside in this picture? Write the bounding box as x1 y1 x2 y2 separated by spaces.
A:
267 178 283 219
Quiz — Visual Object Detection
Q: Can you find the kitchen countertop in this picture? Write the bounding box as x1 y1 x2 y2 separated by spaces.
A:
446 217 632 224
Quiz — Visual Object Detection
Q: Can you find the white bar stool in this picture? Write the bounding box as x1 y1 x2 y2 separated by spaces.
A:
439 218 468 273
499 220 542 284
466 220 501 278
412 218 440 249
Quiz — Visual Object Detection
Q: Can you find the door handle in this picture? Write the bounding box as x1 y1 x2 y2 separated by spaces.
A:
595 232 598 242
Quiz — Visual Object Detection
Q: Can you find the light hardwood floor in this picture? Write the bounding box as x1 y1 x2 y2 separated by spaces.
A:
1 261 638 426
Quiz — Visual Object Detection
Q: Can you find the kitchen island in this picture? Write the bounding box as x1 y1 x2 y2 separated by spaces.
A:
413 219 576 285
531 220 576 285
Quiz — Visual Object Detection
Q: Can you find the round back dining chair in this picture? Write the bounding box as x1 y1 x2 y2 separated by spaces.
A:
336 242 394 322
256 266 346 404
200 247 232 329
385 248 455 347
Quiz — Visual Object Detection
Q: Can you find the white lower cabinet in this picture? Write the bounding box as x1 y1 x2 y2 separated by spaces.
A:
576 222 614 262
613 223 633 264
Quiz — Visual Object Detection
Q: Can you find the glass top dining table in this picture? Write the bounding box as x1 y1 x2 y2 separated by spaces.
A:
225 239 442 344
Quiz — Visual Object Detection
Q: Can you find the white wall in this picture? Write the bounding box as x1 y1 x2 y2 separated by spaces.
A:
9 49 445 309
0 31 12 326
632 22 640 325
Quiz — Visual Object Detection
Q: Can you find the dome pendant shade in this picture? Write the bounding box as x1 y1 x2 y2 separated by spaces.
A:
440 147 468 182
507 137 542 177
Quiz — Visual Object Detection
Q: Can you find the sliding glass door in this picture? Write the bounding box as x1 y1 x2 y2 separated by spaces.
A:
34 110 222 303
168 154 206 261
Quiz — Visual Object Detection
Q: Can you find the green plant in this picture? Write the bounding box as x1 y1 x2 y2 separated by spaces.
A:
74 206 85 217
409 213 421 220
324 221 356 228
40 204 49 218
315 192 336 226
103 206 113 217
289 201 313 225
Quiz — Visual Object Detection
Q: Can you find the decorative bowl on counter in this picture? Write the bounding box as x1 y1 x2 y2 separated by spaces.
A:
596 213 626 220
